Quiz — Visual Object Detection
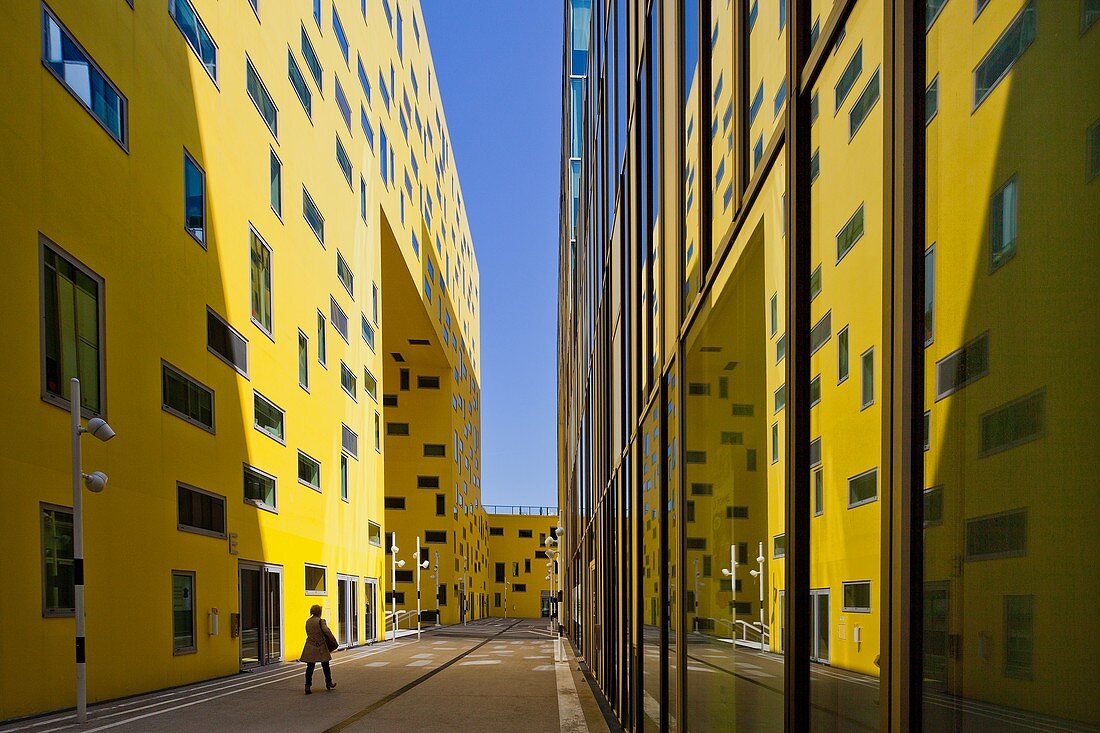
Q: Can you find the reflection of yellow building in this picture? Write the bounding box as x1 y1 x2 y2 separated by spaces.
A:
560 0 1098 729
0 0 478 720
486 510 561 619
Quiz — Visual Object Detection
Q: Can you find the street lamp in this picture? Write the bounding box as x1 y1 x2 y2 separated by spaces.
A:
431 550 440 624
390 536 406 642
70 378 116 723
721 542 738 643
412 536 429 640
748 541 766 652
503 580 511 619
693 557 704 633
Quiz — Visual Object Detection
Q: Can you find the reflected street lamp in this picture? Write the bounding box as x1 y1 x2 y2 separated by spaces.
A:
748 541 766 652
390 535 406 642
413 536 429 640
722 542 739 642
70 378 116 723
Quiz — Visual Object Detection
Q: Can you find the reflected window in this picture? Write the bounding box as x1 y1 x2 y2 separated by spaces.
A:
974 2 1035 108
183 151 205 244
990 175 1018 269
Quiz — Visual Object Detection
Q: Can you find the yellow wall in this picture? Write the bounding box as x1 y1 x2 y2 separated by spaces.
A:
0 0 477 720
486 513 561 619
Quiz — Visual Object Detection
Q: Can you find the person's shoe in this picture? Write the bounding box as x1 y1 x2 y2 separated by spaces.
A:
326 681 337 691
305 686 312 695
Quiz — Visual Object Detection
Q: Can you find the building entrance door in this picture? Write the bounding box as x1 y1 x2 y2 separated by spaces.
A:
337 575 359 647
239 562 283 669
811 589 830 664
363 578 378 642
924 582 950 688
541 590 551 617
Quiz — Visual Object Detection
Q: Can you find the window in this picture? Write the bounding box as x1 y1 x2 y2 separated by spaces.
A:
270 149 282 216
809 264 822 300
253 392 284 443
206 308 248 377
374 411 381 452
303 564 330 597
363 369 378 402
298 330 309 390
172 571 196 654
250 229 273 336
301 27 322 92
773 534 786 559
436 494 445 516
809 437 822 467
330 297 349 342
243 464 276 510
925 75 939 124
774 385 786 413
776 334 787 363
849 68 881 139
335 135 353 186
42 6 127 145
771 423 779 463
357 55 371 101
927 0 947 29
385 496 406 510
42 240 105 414
746 448 757 472
336 251 354 297
749 81 763 125
424 443 446 457
924 410 931 451
174 484 225 539
360 174 368 220
1086 0 1100 31
298 451 321 491
810 312 831 354
980 389 1045 457
183 151 205 244
924 486 943 526
335 77 352 131
769 293 778 335
368 522 382 546
513 584 527 593
518 529 533 539
316 312 328 366
810 375 821 406
861 347 874 408
836 203 865 262
361 315 376 351
974 2 1036 108
424 531 447 544
313 0 321 25
418 475 440 489
332 4 349 63
1004 596 1034 679
489 526 503 536
990 175 1018 269
245 57 277 137
303 187 324 244
935 332 989 399
810 148 820 183
169 0 217 81
417 376 440 389
835 44 862 111
924 245 935 345
753 135 764 168
340 453 349 501
773 77 786 118
842 581 872 612
966 509 1027 560
342 423 358 458
162 362 214 432
372 284 380 324
288 50 311 116
813 468 824 515
41 504 74 616
848 468 878 508
386 422 409 436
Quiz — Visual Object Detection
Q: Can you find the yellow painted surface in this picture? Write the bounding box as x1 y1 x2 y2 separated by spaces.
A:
486 513 561 619
0 0 478 720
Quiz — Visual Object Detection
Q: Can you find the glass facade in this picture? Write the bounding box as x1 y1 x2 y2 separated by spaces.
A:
558 1 1098 730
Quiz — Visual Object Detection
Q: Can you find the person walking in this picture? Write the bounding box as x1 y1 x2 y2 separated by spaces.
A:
301 604 338 694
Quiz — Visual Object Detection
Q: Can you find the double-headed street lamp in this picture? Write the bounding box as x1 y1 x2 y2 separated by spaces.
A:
412 537 429 639
544 526 563 638
748 541 766 652
721 542 739 642
503 580 511 619
70 378 116 723
431 550 440 623
390 534 406 642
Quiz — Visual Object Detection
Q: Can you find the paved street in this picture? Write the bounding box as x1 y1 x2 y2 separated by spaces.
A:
0 620 609 733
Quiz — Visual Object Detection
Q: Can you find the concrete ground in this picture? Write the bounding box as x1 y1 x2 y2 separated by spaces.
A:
0 619 610 733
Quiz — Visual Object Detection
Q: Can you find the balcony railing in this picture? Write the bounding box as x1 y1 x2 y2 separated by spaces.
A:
483 505 559 516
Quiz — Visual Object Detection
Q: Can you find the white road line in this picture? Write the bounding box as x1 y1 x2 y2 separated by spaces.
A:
554 640 588 733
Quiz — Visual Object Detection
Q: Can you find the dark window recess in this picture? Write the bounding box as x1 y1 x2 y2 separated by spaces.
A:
809 311 832 354
435 494 445 516
688 382 710 396
177 485 226 536
728 506 749 519
384 496 405 509
162 364 214 430
383 394 398 407
438 583 447 605
384 591 405 604
495 563 506 581
341 424 358 457
417 475 440 489
732 601 752 614
207 309 248 374
489 527 504 536
423 444 446 457
691 483 714 496
966 509 1027 561
980 389 1044 457
518 529 533 538
385 532 394 553
399 368 410 390
935 332 989 400
686 537 707 550
395 570 413 583
513 584 526 592
534 550 548 559
386 422 410 436
424 530 447 544
417 375 440 389
810 437 822 467
731 403 754 416
686 450 707 464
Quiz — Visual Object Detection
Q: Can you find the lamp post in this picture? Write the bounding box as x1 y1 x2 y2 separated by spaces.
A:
413 536 429 640
460 554 468 626
432 550 440 624
721 542 738 642
390 535 405 642
546 526 563 639
503 580 510 619
69 378 116 723
748 541 766 652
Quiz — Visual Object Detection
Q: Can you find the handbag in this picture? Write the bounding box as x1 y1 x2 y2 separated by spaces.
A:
324 623 339 652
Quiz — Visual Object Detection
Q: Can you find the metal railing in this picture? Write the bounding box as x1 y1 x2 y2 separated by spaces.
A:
483 504 559 516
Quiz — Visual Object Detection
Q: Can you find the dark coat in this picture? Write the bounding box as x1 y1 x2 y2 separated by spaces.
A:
300 616 337 663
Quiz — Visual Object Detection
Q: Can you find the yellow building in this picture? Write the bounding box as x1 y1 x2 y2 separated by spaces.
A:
0 0 479 721
559 0 1098 729
486 509 561 619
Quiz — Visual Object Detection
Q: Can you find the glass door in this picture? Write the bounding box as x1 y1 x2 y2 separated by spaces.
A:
239 565 261 667
337 575 358 647
239 562 283 668
363 578 377 642
810 589 830 664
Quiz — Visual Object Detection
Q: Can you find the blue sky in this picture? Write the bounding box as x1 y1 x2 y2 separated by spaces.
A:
421 2 562 508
